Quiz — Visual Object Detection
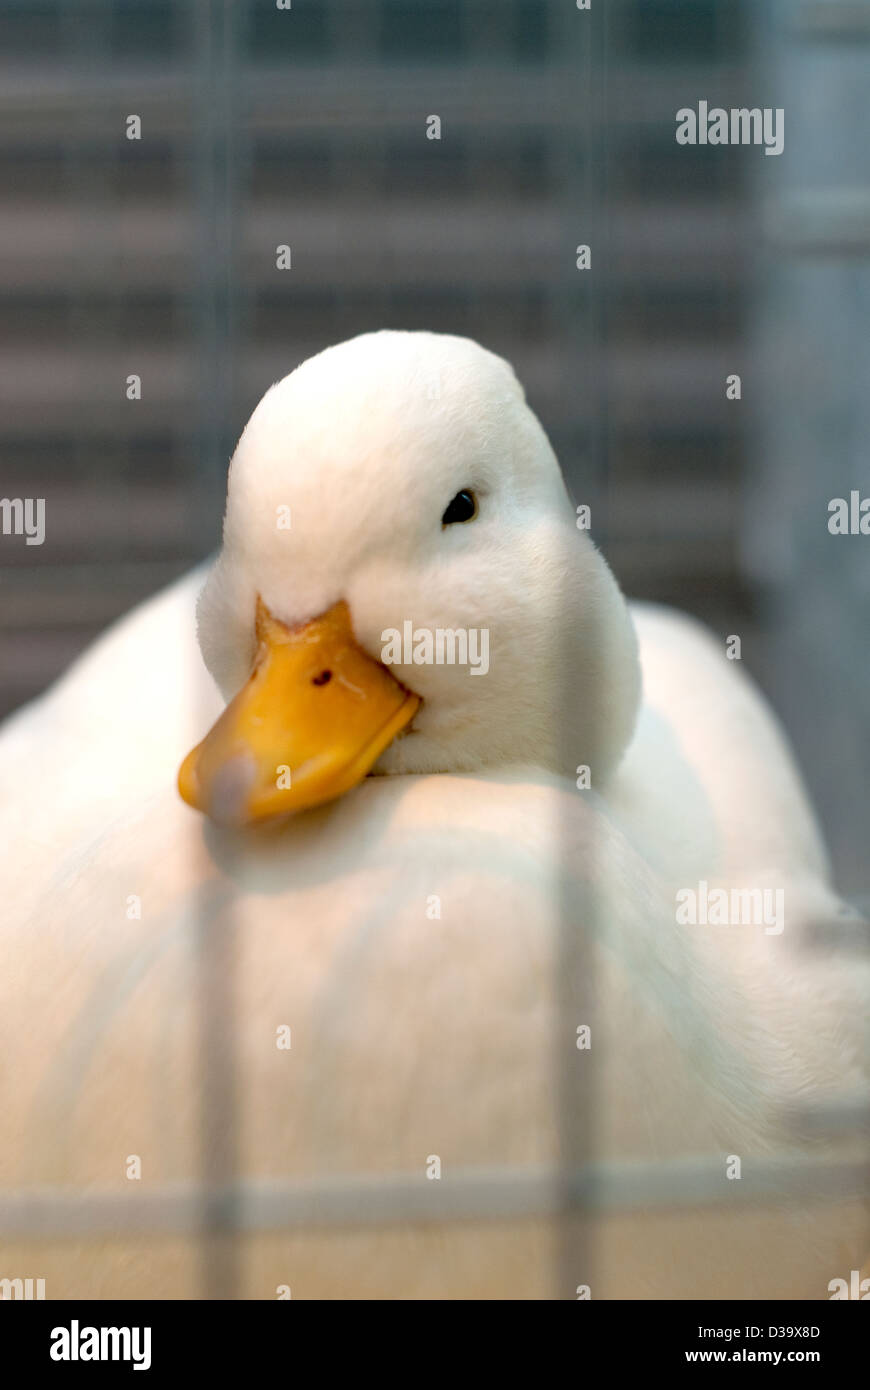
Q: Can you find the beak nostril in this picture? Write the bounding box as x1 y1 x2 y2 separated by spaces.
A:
312 669 332 686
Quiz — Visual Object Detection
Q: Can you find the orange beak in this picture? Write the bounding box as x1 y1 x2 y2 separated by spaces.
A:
178 598 420 826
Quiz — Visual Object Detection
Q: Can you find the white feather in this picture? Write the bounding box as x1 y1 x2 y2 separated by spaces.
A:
0 331 865 1298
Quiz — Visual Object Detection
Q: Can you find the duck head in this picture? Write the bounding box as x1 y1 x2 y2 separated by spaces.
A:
179 330 640 826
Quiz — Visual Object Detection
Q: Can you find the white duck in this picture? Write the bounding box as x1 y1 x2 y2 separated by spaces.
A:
0 330 866 1300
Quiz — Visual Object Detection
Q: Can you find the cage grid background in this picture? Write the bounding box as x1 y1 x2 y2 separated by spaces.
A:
0 0 868 1297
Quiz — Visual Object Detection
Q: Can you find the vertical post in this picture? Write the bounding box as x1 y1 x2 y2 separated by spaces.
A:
191 0 241 1300
553 0 605 1302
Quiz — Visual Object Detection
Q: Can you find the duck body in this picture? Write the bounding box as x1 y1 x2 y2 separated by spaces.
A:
1 572 865 1299
0 332 865 1298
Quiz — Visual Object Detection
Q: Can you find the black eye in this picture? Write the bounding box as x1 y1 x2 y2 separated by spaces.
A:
441 489 477 526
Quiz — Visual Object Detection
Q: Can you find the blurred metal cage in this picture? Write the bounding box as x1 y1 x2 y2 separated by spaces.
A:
0 0 756 716
0 0 867 1299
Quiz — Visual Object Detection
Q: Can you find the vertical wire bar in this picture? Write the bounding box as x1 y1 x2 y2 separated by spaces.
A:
553 0 603 1301
60 0 114 499
192 0 241 1300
